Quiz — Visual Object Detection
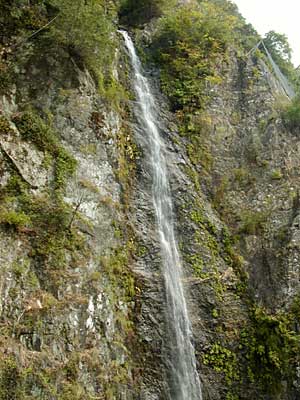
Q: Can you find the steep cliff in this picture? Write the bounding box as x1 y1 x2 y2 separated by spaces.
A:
0 2 139 398
1 0 300 399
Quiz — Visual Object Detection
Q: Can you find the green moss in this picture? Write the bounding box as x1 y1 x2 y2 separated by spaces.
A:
11 258 31 280
185 166 201 194
2 174 29 198
13 111 57 152
0 209 30 230
212 308 219 318
221 228 248 293
0 116 13 136
113 221 123 239
232 168 254 187
29 200 86 273
58 383 85 400
0 353 93 400
100 241 135 301
225 394 240 400
203 342 240 385
116 127 138 208
0 59 14 93
190 209 204 225
271 169 283 180
54 147 77 190
241 306 300 394
187 141 213 172
190 205 218 236
282 95 300 132
1 172 87 282
212 176 229 212
13 110 77 192
239 210 269 235
103 78 130 111
0 357 21 400
78 179 99 194
79 143 97 155
188 254 207 278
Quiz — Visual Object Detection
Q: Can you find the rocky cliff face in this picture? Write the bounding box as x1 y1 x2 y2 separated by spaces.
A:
0 29 140 398
1 1 300 400
127 30 300 399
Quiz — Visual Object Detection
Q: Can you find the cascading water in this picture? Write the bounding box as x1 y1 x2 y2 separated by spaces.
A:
120 31 203 400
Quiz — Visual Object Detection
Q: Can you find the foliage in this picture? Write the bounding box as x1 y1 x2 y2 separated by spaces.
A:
27 198 83 268
198 0 259 51
239 210 269 235
150 3 237 112
264 31 292 64
221 228 248 293
0 1 47 93
54 147 77 190
293 67 300 94
263 30 295 81
242 306 300 394
47 0 117 85
281 95 300 132
119 0 173 26
0 116 14 136
13 110 77 191
203 342 239 385
1 174 85 275
13 110 57 152
270 169 283 180
0 209 31 230
232 168 254 187
0 0 119 92
115 126 139 208
0 0 48 43
100 241 136 301
0 357 22 400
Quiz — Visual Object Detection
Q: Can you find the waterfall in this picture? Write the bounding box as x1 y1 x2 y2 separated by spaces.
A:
120 31 203 400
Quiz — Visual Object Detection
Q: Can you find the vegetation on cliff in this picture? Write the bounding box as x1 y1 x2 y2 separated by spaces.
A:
122 0 300 398
1 0 300 399
0 0 119 94
0 1 139 399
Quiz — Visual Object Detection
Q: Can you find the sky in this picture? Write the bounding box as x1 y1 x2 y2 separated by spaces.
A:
233 0 300 67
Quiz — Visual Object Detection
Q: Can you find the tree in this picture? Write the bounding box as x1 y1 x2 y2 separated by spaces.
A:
119 0 170 26
46 0 117 85
150 2 237 111
264 30 292 63
263 30 294 78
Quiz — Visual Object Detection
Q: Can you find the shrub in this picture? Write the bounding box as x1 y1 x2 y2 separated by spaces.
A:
46 0 117 86
13 110 77 191
0 116 14 136
271 169 283 180
0 357 22 399
13 111 57 152
282 96 300 132
119 0 171 26
203 342 239 385
150 3 237 111
243 306 300 394
239 210 268 235
0 1 48 42
0 209 30 229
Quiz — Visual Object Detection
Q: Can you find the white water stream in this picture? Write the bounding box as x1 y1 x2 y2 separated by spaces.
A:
120 31 203 400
